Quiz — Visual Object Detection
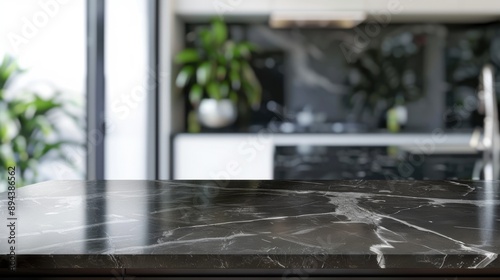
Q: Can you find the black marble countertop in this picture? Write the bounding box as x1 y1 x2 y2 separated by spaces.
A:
1 180 500 277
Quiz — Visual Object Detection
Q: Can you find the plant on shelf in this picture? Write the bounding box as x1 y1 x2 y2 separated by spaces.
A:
175 18 262 132
0 55 83 187
345 26 429 131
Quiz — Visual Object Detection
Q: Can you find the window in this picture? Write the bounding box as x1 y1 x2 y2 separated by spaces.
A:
0 0 86 190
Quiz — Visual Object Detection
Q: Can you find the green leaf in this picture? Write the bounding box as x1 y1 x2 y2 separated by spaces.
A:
0 144 15 167
229 69 241 90
199 28 212 49
34 115 54 136
241 62 262 110
241 42 258 52
241 62 262 108
187 110 201 133
176 66 195 88
33 95 61 115
207 81 221 100
27 158 39 181
230 60 240 72
217 53 227 66
13 135 26 151
175 49 200 64
211 18 227 46
189 84 203 105
0 125 8 143
220 81 229 98
243 82 261 109
242 62 260 88
196 62 212 85
33 140 80 160
9 100 29 116
236 43 252 59
0 55 21 89
216 66 227 80
23 104 37 119
224 41 236 60
229 91 238 103
0 110 13 143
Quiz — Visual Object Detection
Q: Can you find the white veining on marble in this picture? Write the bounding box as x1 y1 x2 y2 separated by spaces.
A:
445 180 476 196
17 219 139 237
323 190 499 268
378 213 498 269
114 232 257 254
17 235 135 254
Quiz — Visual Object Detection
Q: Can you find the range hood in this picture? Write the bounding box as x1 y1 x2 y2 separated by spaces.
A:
269 11 366 29
175 0 500 24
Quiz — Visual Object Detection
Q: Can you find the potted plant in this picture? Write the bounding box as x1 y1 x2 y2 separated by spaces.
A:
175 18 262 132
0 55 82 188
345 28 426 132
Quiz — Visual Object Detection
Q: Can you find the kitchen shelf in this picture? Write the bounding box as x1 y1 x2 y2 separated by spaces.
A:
174 132 474 150
175 0 500 23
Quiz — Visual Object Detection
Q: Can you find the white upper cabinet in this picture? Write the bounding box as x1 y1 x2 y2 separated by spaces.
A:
175 0 500 22
175 0 274 21
272 0 365 10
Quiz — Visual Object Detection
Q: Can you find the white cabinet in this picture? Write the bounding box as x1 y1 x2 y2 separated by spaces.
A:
272 0 365 10
175 0 273 21
172 133 474 179
174 0 500 22
173 134 274 179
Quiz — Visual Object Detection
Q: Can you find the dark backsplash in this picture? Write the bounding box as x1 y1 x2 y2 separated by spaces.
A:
184 22 500 132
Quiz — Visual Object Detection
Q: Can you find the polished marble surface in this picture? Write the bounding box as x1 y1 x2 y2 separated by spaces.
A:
1 180 500 273
274 146 480 180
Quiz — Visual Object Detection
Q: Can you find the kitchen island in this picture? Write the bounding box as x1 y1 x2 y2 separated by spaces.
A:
1 180 499 279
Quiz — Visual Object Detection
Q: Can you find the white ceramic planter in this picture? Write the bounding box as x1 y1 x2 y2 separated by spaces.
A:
197 99 237 128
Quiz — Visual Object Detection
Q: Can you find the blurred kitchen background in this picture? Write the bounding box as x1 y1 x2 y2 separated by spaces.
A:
2 0 500 191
